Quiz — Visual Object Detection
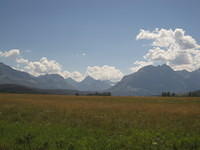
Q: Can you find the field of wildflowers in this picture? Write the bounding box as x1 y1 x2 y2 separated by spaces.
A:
0 94 200 150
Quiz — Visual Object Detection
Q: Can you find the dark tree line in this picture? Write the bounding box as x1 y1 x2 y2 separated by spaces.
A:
75 92 111 96
188 91 200 97
161 92 176 97
87 92 111 96
161 91 200 97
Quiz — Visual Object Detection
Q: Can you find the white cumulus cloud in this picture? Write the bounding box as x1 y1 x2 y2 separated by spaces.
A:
16 57 62 76
16 57 123 82
132 28 200 72
0 49 20 58
86 65 123 81
1 49 123 82
61 71 84 82
16 57 85 81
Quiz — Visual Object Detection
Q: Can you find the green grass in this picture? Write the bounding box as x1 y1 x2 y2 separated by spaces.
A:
0 94 200 150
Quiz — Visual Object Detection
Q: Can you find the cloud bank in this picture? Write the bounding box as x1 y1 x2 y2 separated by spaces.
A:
132 28 200 72
86 65 123 81
0 49 123 82
0 49 20 58
16 57 62 76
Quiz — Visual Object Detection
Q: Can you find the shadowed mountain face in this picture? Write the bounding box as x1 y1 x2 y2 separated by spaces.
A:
0 63 39 87
37 74 75 89
65 77 79 88
110 64 200 96
66 76 113 91
0 63 75 90
185 69 200 91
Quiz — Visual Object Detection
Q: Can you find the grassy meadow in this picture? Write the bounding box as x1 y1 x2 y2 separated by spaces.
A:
0 94 200 150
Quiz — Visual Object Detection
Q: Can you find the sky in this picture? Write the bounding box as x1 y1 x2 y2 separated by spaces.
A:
0 0 200 81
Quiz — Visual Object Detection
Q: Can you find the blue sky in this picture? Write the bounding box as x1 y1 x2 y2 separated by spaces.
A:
0 0 200 81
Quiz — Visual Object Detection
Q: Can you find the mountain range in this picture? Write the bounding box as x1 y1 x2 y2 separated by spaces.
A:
0 63 75 90
66 76 113 91
1 62 200 96
0 63 112 92
109 64 200 96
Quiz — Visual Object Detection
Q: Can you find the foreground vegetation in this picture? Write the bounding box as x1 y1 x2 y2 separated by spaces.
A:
0 94 200 150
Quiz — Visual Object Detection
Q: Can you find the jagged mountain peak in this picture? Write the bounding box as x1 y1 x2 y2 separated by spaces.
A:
138 64 173 73
65 76 113 92
83 76 96 81
66 77 77 82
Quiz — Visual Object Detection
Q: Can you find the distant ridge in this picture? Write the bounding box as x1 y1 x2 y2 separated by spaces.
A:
66 76 113 91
